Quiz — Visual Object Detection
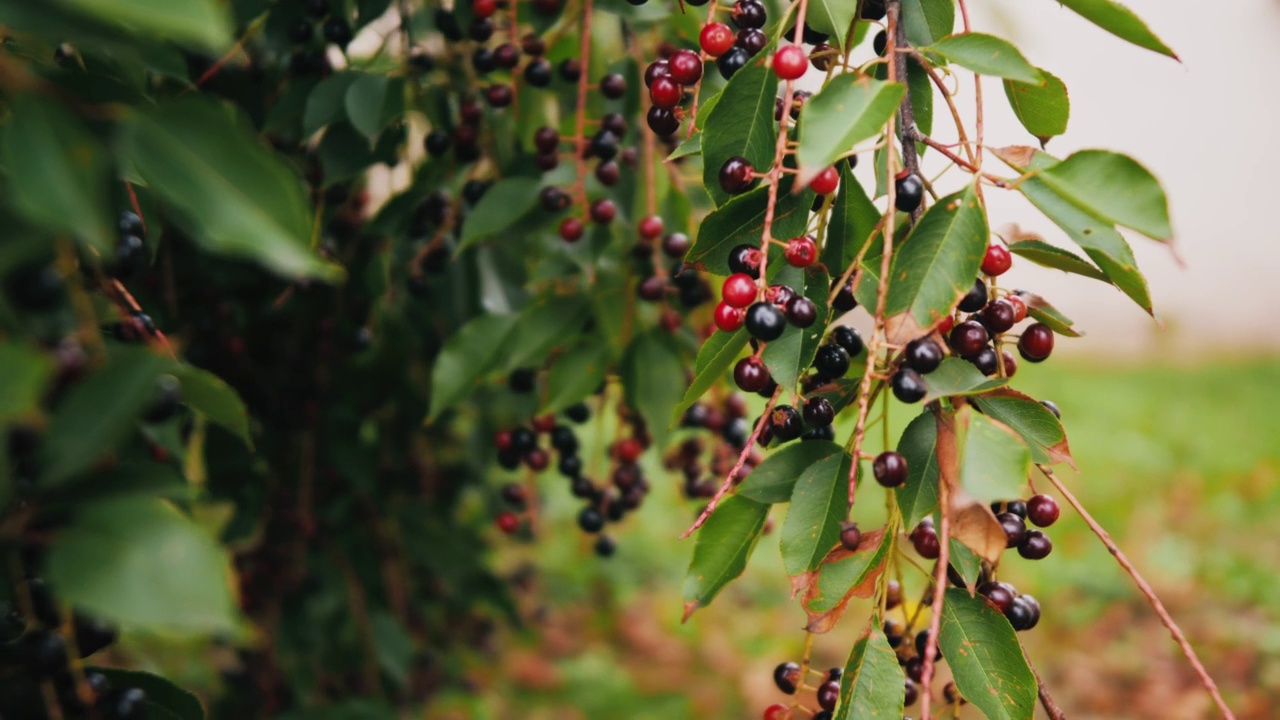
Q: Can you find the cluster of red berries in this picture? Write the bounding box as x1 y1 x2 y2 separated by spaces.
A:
643 46 703 139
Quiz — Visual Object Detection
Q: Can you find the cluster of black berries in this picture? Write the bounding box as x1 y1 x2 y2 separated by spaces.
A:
763 661 844 719
642 45 704 139
668 392 757 499
0 569 145 719
286 0 353 76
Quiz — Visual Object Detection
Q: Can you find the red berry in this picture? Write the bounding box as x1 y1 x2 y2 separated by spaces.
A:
721 273 758 308
1005 293 1028 322
590 198 616 224
772 45 807 80
935 315 955 334
649 76 683 109
494 430 513 452
700 22 735 57
668 49 703 85
638 215 664 239
1018 323 1054 362
532 414 556 433
809 166 839 195
981 243 1013 276
473 0 497 18
784 236 817 267
559 217 584 242
495 511 520 534
714 301 746 332
763 704 790 720
615 438 643 463
1026 494 1060 527
524 448 549 471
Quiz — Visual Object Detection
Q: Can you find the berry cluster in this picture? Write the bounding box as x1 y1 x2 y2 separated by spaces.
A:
764 661 844 720
643 47 703 139
668 392 757 499
284 0 354 76
696 0 769 81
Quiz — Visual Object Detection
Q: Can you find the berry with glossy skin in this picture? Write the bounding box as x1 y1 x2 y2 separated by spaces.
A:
839 521 862 551
1018 529 1053 559
784 236 817 267
424 130 451 157
911 523 940 559
1027 494 1060 527
644 59 669 87
736 28 768 55
646 106 679 136
578 506 605 533
649 76 682 108
765 283 796 309
662 232 691 258
810 42 835 71
590 198 616 224
486 83 513 108
722 274 758 308
831 277 858 312
732 0 767 28
997 511 1026 548
773 661 802 694
979 581 1015 615
717 46 750 79
493 43 519 69
745 301 785 341
719 156 755 195
981 243 1013 276
971 346 999 376
785 296 817 327
770 405 803 442
892 368 927 403
496 511 520 534
803 396 835 428
638 215 664 240
831 326 863 356
958 278 988 312
473 0 497 16
559 58 582 81
600 73 626 98
772 45 807 80
1018 323 1054 362
1011 594 1042 631
728 244 762 277
1001 350 1019 378
873 30 888 56
525 58 553 86
74 615 118 658
809 166 839 195
904 338 944 374
734 356 770 392
904 678 920 707
873 451 908 487
817 679 840 711
714 301 746 332
980 298 1017 334
763 704 790 720
813 344 850 379
895 173 924 213
559 218 584 243
992 499 1028 518
637 277 665 303
949 320 989 359
861 0 886 20
1005 293 1028 322
700 22 736 57
668 49 703 84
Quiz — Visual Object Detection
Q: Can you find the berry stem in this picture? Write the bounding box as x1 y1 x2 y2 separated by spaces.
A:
571 0 595 213
1037 464 1237 719
919 404 955 720
1027 657 1068 720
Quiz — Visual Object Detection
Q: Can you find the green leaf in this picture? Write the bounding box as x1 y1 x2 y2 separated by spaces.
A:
345 73 404 142
836 625 905 719
780 452 852 576
925 33 1042 84
0 93 113 252
1019 291 1082 337
170 365 252 448
901 0 955 46
972 389 1072 466
47 496 240 635
940 588 1038 720
738 441 844 503
907 55 934 146
1006 238 1107 281
1053 0 1177 59
457 177 544 250
807 0 857 49
55 0 232 50
700 56 778 206
620 330 685 450
761 265 830 389
304 72 359 136
688 179 814 275
0 343 53 422
503 294 592 371
948 538 983 588
822 163 880 271
673 329 749 423
88 668 205 720
960 413 1031 503
1035 150 1172 241
894 410 940 528
883 185 989 342
427 314 520 421
119 98 341 281
922 357 1008 403
667 134 701 160
41 348 170 488
682 495 770 618
542 343 609 415
1003 70 1069 145
806 530 891 614
796 76 905 186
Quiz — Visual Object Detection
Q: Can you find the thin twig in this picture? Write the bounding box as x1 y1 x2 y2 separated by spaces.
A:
1028 657 1068 720
919 406 951 720
1038 465 1236 719
682 0 721 141
570 0 594 213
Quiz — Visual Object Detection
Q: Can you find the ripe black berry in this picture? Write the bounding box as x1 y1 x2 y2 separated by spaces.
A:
903 337 943 374
904 678 920 707
891 368 926 403
860 0 886 20
911 524 940 559
830 326 863 357
803 396 834 427
1027 494 1060 527
873 451 908 487
525 58 553 86
509 368 537 393
785 296 817 327
73 615 117 658
662 233 690 258
114 234 147 280
0 603 23 643
1018 529 1052 559
817 678 840 711
812 344 850 379
728 244 762 277
971 346 999 376
949 320 989 359
744 302 785 342
831 277 858 312
646 106 679 136
578 506 605 533
731 0 767 28
734 357 771 393
773 661 801 694
769 404 803 442
839 521 862 551
958 278 988 312
1018 323 1055 362
469 18 494 42
558 454 582 478
464 179 492 204
594 535 616 557
719 156 755 195
978 581 1015 615
895 173 924 213
1011 594 1041 630
600 73 626 99
873 30 888 56
486 83 513 108
736 28 767 55
980 298 1017 334
559 58 582 81
997 511 1026 548
717 46 750 79
992 499 1028 518
539 186 570 212
23 630 68 676
425 130 451 156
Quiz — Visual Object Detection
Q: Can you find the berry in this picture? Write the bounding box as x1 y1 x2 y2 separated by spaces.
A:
831 326 864 356
873 30 888 56
731 0 767 28
763 704 790 720
736 28 767 55
589 129 619 160
600 73 626 99
1018 529 1052 559
958 278 988 312
73 615 117 658
981 244 1013 276
817 679 840 711
304 0 331 17
717 46 750 79
509 368 537 394
525 58 553 86
813 344 850 379
873 451 908 487
719 156 755 195
728 244 762 277
722 273 758 308
810 42 835 71
785 296 817 327
769 405 803 442
765 283 796 308
638 215 664 239
803 396 834 428
114 234 147 279
772 45 807 80
745 302 786 341
700 22 736 57
560 58 582 81
540 186 570 212
949 320 989 359
615 438 643 463
425 130 451 156
839 521 862 551
773 661 801 694
1011 594 1042 631
734 357 770 392
649 76 682 108
911 524 940 559
1005 293 1028 322
831 277 858 312
594 534 617 557
904 678 920 707
590 198 616 224
602 112 628 137
644 59 669 87
895 173 924 213
980 298 1017 334
560 218 585 242
473 0 497 16
860 0 886 20
997 511 1026 548
143 375 182 423
667 49 703 85
892 368 926 403
784 236 817 267
903 338 943 374
970 346 998 376
578 506 605 533
1040 399 1061 418
1018 323 1054 362
809 166 839 195
558 454 582 478
992 499 1028 518
110 687 148 720
978 581 1015 615
486 84 513 108
1027 494 1060 527
714 301 746 332
472 48 496 73
646 106 680 136
1001 350 1019 377
7 264 63 311
493 43 519 69
524 448 550 471
662 233 690 258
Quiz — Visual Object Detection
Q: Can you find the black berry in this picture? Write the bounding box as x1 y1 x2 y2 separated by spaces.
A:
872 451 908 487
895 173 924 213
891 368 926 403
744 302 785 342
958 278 988 312
803 396 834 427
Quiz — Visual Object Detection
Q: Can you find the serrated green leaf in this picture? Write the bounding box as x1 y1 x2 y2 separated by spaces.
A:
901 0 955 46
907 55 934 145
940 588 1038 720
427 314 520 420
948 538 983 588
701 55 777 206
960 412 1031 503
171 365 252 448
345 73 404 142
836 624 905 719
762 265 830 389
667 134 701 160
738 441 843 503
688 179 813 275
682 494 770 617
822 163 880 271
673 329 749 423
1006 238 1107 280
781 451 852 576
972 389 1072 466
88 668 205 720
922 357 1008 403
1003 70 1069 144
1036 150 1172 241
1053 0 1177 59
796 76 905 186
457 177 544 250
55 0 232 50
926 33 1042 84
895 410 940 528
0 343 53 422
620 330 685 450
542 342 609 415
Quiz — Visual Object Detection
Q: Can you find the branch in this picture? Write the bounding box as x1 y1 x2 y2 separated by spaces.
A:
1028 657 1068 720
891 9 922 225
919 406 953 720
1038 465 1236 719
570 0 594 213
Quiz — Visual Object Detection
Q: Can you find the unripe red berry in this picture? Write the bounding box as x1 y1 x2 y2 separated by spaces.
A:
700 22 735 57
784 236 817 267
638 215 664 239
981 243 1013 276
809 166 839 195
714 301 746 332
772 45 807 80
